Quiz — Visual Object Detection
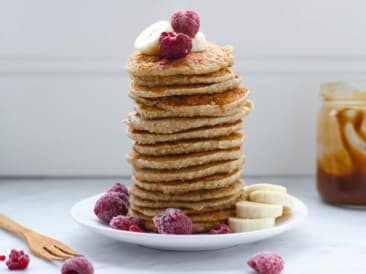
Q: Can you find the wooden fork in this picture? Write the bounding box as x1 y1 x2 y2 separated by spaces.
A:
0 213 82 261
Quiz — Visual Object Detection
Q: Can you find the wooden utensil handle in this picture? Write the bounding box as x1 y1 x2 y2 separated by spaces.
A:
0 213 30 239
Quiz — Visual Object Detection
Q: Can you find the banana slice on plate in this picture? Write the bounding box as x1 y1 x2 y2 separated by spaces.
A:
229 217 275 232
244 183 287 195
236 201 283 219
249 190 293 213
134 21 173 55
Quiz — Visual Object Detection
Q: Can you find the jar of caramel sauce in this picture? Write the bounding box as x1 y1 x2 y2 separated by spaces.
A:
317 81 366 205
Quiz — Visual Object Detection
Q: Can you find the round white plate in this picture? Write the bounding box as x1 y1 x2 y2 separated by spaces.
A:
71 194 307 251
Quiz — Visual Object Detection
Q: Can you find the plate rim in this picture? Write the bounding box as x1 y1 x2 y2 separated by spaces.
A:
71 192 307 240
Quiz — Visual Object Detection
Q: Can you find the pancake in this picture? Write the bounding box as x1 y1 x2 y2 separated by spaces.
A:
129 87 249 116
132 170 242 193
129 76 241 98
131 67 234 87
130 208 235 223
132 155 245 182
135 100 252 119
133 133 244 156
130 191 242 210
126 109 248 134
130 180 243 202
130 197 238 215
127 148 241 170
126 120 243 144
141 219 226 233
127 44 233 77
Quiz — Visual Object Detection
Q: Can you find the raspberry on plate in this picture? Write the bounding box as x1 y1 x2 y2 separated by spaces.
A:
128 224 144 232
247 252 284 274
153 208 192 234
107 183 129 196
110 215 140 231
208 224 231 234
61 256 94 274
171 10 200 38
6 249 30 270
94 192 129 224
159 32 192 60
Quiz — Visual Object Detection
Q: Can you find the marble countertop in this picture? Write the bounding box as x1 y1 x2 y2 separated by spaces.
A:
0 176 365 274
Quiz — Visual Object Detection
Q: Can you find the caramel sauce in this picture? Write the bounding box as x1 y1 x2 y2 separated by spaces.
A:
317 108 366 205
317 168 366 205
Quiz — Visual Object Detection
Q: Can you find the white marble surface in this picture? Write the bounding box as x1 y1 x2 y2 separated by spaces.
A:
0 176 365 273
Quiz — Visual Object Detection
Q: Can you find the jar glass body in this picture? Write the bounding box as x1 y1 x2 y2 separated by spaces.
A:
317 82 366 205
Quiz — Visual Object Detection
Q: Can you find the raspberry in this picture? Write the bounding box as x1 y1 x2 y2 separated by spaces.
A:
153 208 192 234
128 224 144 232
247 252 284 274
94 192 129 224
159 32 192 60
171 10 200 38
107 183 129 196
208 224 231 234
110 215 140 231
5 250 30 270
0 255 5 261
61 256 94 274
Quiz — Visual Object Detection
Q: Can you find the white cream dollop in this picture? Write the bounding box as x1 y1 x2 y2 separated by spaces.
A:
134 21 208 55
191 32 208 52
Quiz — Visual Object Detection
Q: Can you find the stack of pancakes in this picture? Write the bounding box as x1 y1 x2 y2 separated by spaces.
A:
125 44 253 233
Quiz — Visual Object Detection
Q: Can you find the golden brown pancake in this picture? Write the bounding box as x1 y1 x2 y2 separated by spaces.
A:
131 67 234 87
134 100 252 119
132 170 242 193
126 109 248 134
129 191 242 210
130 180 244 202
133 133 244 156
132 155 245 182
127 44 233 77
130 198 238 215
126 120 243 144
130 208 235 223
126 148 242 170
129 76 241 97
129 87 250 117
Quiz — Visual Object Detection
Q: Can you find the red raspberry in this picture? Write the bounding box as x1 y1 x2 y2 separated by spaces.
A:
153 208 192 234
0 255 5 261
128 224 144 233
107 183 129 196
171 10 200 38
5 250 30 270
110 215 140 231
61 256 94 274
159 32 192 60
94 192 129 224
247 252 284 274
208 224 231 234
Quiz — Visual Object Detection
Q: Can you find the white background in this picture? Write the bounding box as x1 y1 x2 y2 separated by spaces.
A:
1 0 366 177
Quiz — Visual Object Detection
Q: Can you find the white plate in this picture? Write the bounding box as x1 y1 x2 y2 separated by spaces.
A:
71 194 307 251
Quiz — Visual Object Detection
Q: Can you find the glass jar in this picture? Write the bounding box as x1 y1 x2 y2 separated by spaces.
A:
317 81 366 205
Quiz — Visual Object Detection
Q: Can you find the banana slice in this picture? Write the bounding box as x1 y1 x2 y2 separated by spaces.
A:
229 217 275 232
192 32 208 52
249 190 293 213
245 183 287 195
236 201 283 219
134 21 173 55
